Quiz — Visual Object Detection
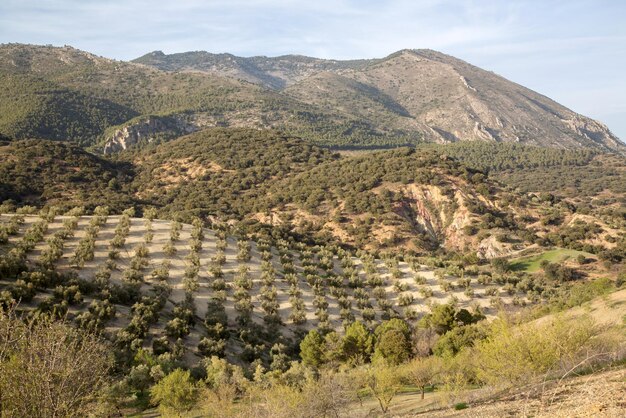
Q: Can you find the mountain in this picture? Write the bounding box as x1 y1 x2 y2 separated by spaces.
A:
0 43 621 152
134 48 624 152
0 44 412 149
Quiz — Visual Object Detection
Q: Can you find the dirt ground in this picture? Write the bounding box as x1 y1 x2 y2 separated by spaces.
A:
401 367 626 418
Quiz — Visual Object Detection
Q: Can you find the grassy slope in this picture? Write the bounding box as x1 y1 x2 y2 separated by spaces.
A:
419 366 626 417
509 248 595 273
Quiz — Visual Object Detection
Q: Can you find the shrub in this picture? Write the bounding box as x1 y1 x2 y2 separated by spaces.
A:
0 313 111 417
165 318 190 339
362 308 376 322
289 309 307 325
419 287 433 298
398 293 414 307
150 369 199 416
472 316 614 387
123 268 143 283
373 287 386 300
414 274 427 285
237 240 251 261
491 258 510 274
198 337 226 357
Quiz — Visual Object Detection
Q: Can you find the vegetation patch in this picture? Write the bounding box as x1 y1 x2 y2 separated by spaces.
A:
509 248 594 273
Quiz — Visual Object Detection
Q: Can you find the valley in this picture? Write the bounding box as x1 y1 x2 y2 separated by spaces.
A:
0 42 624 418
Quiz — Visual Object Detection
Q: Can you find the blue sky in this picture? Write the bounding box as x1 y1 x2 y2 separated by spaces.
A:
1 0 624 140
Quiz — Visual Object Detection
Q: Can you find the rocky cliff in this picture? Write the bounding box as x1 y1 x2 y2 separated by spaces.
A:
103 116 198 154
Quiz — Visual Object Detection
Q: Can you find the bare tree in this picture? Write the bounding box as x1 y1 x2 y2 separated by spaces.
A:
0 305 26 417
406 357 442 400
300 371 355 418
0 312 112 417
363 365 403 414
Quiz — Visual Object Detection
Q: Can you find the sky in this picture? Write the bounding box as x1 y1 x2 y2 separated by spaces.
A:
1 0 624 141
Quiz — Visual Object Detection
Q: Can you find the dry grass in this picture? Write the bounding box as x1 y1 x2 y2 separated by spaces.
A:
417 366 626 418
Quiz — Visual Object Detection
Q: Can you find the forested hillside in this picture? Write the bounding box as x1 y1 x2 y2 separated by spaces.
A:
421 142 626 199
0 139 134 208
0 131 536 254
1 131 625 263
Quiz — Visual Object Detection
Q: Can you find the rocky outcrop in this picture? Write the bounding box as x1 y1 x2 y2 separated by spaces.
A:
103 116 198 154
562 115 623 150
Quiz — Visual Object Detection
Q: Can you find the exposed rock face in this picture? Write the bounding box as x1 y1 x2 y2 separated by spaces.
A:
103 116 198 154
254 179 519 255
561 115 624 150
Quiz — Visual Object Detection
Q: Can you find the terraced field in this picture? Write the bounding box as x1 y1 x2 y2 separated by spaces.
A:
0 212 530 362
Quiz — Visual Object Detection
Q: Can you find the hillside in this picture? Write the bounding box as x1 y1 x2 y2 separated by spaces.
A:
0 43 623 152
0 132 536 255
419 142 626 202
0 212 605 362
411 288 626 417
126 130 524 252
407 366 626 417
1 210 623 416
0 139 134 209
2 133 625 261
0 212 518 365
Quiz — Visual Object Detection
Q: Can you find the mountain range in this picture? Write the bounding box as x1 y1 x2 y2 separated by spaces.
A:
0 43 622 153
